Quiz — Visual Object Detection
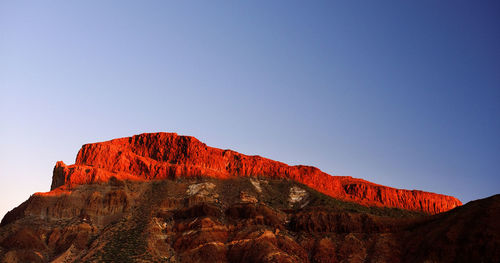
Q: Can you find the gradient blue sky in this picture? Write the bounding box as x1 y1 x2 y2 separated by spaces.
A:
1 1 499 219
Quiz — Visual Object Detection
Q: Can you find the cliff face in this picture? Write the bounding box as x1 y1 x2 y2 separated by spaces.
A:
50 132 461 214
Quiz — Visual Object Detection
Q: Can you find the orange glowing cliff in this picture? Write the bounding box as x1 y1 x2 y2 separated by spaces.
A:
49 132 461 214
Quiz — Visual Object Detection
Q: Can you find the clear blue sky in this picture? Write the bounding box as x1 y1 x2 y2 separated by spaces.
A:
1 1 499 219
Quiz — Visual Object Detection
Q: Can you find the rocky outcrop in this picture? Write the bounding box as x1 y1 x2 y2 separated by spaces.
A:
49 133 460 214
1 177 496 263
400 194 500 262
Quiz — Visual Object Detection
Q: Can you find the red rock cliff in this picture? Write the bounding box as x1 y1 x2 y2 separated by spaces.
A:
50 132 461 214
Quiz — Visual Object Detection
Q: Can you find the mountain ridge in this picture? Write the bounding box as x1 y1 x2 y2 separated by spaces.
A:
49 132 461 214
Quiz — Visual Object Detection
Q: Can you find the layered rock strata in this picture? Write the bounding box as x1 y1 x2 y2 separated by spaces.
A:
50 132 461 214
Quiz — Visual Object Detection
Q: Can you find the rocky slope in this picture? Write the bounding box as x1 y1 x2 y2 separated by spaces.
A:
50 132 461 214
1 177 498 263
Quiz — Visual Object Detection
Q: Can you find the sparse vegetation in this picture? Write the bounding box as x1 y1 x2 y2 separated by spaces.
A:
1 176 457 263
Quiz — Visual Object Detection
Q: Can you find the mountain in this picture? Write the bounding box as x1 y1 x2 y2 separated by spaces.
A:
51 132 460 214
1 132 497 263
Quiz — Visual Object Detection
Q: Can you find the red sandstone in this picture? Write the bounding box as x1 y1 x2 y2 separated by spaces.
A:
49 132 461 214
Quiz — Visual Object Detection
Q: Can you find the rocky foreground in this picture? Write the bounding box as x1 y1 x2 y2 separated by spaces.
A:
1 177 499 263
1 133 497 262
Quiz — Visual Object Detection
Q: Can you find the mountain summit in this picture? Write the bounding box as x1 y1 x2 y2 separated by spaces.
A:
51 132 460 214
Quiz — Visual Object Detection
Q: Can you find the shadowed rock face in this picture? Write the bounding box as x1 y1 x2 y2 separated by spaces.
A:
51 132 461 214
0 177 497 263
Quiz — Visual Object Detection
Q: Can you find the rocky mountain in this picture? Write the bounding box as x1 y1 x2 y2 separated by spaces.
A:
50 132 460 214
1 132 497 263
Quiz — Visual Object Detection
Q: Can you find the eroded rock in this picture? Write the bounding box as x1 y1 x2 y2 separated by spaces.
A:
47 132 461 214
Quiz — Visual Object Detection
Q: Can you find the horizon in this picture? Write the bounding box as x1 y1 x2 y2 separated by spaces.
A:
1 1 499 219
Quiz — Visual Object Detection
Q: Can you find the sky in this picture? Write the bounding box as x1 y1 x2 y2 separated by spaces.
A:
1 1 499 219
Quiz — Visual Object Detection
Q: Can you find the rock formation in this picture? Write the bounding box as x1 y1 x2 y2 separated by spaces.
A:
51 132 460 214
1 176 498 263
1 132 498 263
